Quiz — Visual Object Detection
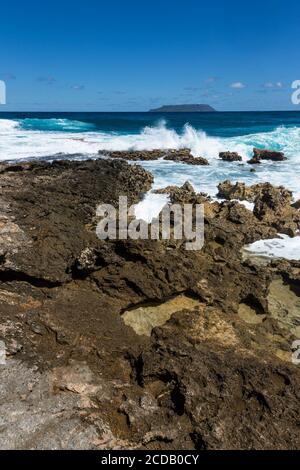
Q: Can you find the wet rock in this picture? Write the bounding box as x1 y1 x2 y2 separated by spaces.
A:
248 155 262 165
248 148 287 164
163 149 209 165
98 149 168 161
219 151 242 162
99 148 209 165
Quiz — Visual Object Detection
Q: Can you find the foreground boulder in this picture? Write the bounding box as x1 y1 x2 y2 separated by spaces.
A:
248 148 287 164
0 159 300 449
0 159 153 282
131 307 300 449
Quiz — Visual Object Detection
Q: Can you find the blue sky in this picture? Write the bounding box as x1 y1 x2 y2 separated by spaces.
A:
0 0 300 111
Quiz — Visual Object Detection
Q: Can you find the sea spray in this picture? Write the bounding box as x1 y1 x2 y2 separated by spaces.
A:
1 117 300 199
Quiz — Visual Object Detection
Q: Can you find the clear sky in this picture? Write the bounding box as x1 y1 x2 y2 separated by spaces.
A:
1 0 300 111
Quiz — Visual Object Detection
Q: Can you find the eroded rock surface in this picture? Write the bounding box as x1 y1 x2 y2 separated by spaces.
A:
217 181 300 236
0 159 300 449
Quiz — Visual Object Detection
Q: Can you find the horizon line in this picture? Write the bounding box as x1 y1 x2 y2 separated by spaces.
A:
0 109 299 113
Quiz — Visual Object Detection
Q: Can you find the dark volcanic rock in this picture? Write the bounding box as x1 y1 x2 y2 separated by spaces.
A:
219 151 242 162
0 159 300 449
0 159 153 282
247 155 262 165
163 149 209 165
99 148 209 166
98 149 168 161
248 148 287 164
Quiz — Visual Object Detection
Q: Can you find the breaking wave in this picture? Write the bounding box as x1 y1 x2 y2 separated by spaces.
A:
0 118 300 199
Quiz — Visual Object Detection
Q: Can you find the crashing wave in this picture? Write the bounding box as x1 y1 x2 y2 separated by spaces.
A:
0 118 300 199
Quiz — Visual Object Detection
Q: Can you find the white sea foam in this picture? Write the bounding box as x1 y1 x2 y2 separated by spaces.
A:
1 117 300 260
244 234 300 261
1 118 300 200
133 193 169 223
235 200 255 211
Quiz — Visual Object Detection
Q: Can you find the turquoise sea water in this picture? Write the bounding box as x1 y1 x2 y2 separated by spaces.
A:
0 111 300 198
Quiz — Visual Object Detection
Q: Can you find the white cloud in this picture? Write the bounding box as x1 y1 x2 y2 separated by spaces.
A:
70 84 85 90
230 82 246 89
263 81 283 89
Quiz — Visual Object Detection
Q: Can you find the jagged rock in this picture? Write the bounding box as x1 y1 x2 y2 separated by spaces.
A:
164 149 209 165
181 181 195 193
247 155 262 164
98 149 167 161
217 181 300 236
248 148 287 164
98 148 209 165
219 151 242 162
254 184 300 236
0 158 300 450
217 180 267 202
217 180 291 204
153 181 208 204
0 159 153 282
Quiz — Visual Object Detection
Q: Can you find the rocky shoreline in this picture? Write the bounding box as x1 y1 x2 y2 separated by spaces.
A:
1 154 300 449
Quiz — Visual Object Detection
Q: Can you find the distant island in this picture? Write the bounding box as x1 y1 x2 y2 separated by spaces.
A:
149 104 216 112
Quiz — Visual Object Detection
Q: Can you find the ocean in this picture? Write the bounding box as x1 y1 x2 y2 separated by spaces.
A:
1 111 300 200
1 110 300 259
